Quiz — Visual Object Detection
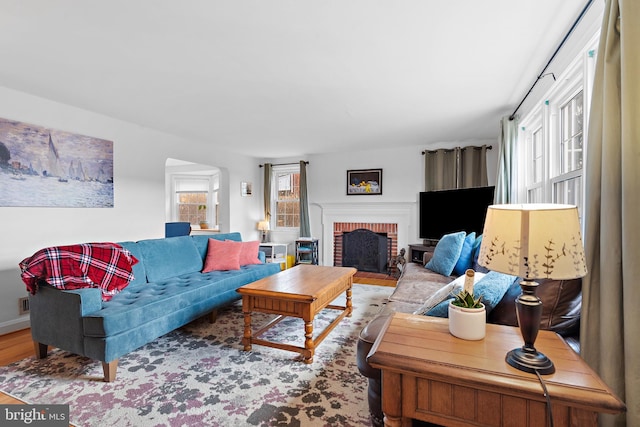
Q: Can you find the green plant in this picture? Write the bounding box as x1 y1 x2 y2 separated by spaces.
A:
198 205 207 211
451 289 483 309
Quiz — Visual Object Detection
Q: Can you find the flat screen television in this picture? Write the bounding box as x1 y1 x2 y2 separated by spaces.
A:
419 186 495 242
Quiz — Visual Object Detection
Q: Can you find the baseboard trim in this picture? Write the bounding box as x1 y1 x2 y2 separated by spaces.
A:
0 317 30 336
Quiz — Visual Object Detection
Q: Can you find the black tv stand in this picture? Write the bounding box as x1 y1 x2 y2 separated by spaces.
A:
408 243 436 264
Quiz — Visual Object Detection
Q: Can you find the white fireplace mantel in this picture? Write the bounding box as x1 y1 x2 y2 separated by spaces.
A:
314 202 415 266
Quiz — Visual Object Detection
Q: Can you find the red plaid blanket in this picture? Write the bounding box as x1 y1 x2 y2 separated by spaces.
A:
19 243 139 301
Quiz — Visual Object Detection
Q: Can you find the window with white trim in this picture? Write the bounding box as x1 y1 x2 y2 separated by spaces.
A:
271 165 300 229
172 175 219 227
553 90 584 207
524 113 544 203
517 37 598 224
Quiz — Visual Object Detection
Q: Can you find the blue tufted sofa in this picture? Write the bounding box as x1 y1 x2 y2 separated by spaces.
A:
28 232 281 381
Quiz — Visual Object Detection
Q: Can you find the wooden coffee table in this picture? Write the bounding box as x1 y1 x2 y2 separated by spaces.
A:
237 264 356 363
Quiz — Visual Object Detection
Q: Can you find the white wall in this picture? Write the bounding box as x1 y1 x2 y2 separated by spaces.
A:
0 86 265 334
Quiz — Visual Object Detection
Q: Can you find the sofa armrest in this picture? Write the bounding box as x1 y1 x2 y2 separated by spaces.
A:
422 251 434 265
357 313 392 378
29 284 102 357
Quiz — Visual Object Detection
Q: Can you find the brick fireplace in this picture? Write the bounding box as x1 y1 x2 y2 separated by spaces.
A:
333 222 398 271
319 202 413 268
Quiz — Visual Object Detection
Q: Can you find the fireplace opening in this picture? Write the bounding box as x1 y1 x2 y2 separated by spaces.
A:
340 228 391 273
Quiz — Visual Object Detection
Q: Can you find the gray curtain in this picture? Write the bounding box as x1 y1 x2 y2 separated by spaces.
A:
262 163 272 222
582 1 639 426
459 145 488 188
495 115 518 204
424 148 458 191
424 146 488 191
299 161 311 237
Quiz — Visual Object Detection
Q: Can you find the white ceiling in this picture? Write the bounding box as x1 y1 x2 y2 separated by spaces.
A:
0 0 591 158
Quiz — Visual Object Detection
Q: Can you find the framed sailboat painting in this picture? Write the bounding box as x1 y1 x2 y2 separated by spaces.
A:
0 117 114 207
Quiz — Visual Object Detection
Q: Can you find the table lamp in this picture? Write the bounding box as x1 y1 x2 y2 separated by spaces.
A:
257 220 270 243
477 204 587 375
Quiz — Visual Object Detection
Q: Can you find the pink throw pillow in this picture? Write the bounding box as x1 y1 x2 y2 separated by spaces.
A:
235 240 263 266
202 239 242 272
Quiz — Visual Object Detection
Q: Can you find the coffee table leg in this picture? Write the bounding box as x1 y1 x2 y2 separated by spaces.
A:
242 310 252 351
346 285 353 317
303 320 314 364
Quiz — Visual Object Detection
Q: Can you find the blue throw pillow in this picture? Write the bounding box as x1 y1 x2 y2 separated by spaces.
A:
425 231 466 276
471 234 490 273
452 232 476 276
473 271 518 312
426 271 517 318
425 296 453 317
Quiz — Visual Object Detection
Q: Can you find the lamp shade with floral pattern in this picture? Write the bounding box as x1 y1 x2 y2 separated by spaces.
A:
478 204 587 280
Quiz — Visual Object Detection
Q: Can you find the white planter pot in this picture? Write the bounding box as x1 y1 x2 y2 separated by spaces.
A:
448 301 486 340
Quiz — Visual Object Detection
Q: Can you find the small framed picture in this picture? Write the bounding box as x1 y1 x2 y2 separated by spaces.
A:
347 169 382 195
241 181 252 197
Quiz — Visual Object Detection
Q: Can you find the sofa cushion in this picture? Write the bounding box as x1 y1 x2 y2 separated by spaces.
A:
117 241 147 285
83 263 281 338
388 262 452 304
453 232 476 276
425 231 466 276
426 271 517 317
137 236 203 282
203 238 242 272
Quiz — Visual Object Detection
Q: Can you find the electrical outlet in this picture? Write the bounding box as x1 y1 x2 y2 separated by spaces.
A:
19 296 29 315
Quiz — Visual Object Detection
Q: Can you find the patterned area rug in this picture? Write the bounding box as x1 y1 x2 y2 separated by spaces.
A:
0 284 391 427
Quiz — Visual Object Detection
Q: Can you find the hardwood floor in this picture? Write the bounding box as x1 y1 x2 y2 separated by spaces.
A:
353 271 398 287
1 329 76 427
0 328 32 404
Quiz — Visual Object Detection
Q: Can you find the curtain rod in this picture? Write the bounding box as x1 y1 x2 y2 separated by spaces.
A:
509 0 594 121
259 161 309 168
422 145 492 155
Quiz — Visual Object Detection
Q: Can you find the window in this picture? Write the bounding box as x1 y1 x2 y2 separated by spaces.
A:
272 166 300 229
517 36 598 224
553 91 584 208
524 118 544 203
172 175 219 227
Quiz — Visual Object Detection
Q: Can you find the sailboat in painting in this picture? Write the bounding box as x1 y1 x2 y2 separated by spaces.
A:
76 159 88 181
68 160 76 180
68 159 89 181
45 134 67 182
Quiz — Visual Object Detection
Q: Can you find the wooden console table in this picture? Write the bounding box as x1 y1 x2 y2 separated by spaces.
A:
367 313 625 427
